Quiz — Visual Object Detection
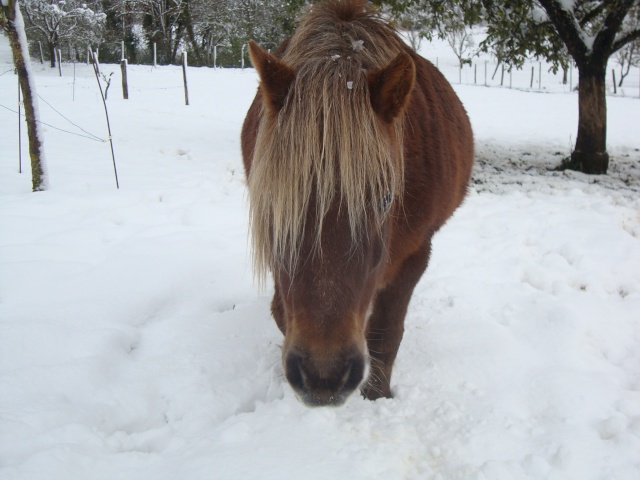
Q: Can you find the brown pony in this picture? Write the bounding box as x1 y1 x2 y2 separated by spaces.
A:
241 0 473 406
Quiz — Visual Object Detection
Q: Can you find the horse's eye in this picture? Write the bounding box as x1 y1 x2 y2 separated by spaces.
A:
379 192 393 213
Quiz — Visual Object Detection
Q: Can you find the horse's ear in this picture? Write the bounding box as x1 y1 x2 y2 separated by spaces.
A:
248 40 295 114
367 52 416 123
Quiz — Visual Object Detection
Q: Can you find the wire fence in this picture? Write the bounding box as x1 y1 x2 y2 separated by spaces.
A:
3 58 637 144
0 101 106 142
1 61 191 121
424 56 640 98
0 58 199 188
2 51 638 190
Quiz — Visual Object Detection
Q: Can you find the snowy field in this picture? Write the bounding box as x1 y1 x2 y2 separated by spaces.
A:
1 33 640 480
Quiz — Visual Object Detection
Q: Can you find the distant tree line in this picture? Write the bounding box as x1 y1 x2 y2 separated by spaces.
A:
19 0 310 67
18 1 640 78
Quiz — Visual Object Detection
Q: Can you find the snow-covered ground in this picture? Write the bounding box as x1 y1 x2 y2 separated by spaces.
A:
1 33 639 480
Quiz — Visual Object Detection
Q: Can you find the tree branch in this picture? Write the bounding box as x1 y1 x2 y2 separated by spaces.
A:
537 0 591 63
612 27 640 52
593 0 637 57
579 2 607 28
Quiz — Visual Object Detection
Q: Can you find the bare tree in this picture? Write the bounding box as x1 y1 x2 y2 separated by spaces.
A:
614 6 640 86
615 40 639 86
21 0 105 67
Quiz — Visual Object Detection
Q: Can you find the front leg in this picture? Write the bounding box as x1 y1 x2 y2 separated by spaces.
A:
363 239 432 400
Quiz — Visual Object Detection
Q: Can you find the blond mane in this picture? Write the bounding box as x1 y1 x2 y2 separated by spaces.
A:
248 1 406 282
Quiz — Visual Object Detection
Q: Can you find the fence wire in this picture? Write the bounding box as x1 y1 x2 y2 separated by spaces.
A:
0 102 106 142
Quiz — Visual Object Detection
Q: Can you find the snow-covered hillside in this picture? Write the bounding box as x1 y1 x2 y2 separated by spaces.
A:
1 33 639 479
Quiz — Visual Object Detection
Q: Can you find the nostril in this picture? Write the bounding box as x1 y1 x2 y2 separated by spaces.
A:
285 350 307 393
344 354 365 391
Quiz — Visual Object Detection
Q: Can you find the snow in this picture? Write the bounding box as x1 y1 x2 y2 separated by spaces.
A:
1 33 640 479
558 0 576 9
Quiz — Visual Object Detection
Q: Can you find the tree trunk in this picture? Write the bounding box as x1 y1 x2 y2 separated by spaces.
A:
48 40 56 68
2 0 47 191
567 64 609 174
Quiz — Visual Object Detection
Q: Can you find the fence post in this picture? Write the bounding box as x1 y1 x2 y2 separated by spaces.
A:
182 51 189 106
93 51 100 75
530 66 534 88
121 59 129 100
18 78 22 174
38 41 44 64
153 43 157 67
538 61 542 89
214 45 217 69
492 62 500 80
57 49 62 76
241 43 246 69
611 69 617 94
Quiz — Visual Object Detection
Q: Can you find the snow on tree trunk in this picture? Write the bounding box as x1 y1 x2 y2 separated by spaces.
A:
2 0 48 191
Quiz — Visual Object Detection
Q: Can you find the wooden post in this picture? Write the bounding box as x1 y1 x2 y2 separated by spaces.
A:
182 51 189 106
538 61 542 89
241 43 246 69
500 64 505 86
153 43 157 67
57 49 62 76
87 46 90 65
492 62 500 80
474 63 477 84
18 78 22 174
121 59 129 99
214 45 217 69
530 66 534 88
121 40 125 61
38 41 44 64
612 69 617 94
93 51 100 75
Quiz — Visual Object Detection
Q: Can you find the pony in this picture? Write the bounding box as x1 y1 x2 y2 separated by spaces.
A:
241 0 473 406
